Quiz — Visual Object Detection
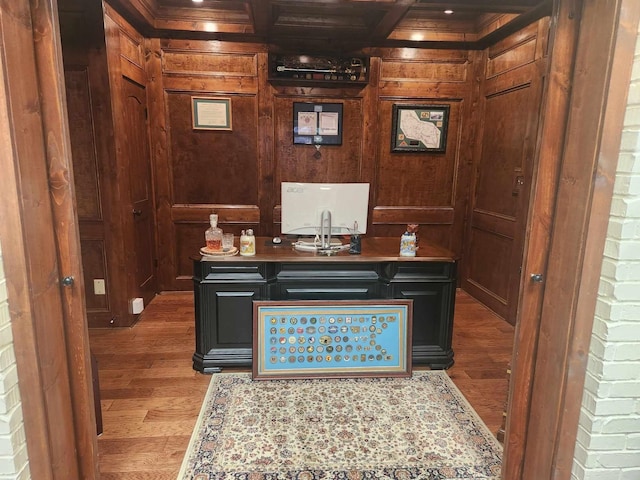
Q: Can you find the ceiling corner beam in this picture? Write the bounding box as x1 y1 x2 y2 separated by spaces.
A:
248 0 272 38
369 0 416 42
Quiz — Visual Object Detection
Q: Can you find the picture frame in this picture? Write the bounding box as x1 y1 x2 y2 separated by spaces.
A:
252 299 413 380
391 104 450 153
192 96 232 130
293 102 343 145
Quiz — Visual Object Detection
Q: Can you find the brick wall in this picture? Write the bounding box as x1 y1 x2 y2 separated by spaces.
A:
0 242 30 479
571 25 640 480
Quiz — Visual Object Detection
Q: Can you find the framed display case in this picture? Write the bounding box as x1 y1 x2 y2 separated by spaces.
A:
252 299 412 380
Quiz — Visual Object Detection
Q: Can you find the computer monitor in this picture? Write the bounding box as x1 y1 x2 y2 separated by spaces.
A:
281 182 370 236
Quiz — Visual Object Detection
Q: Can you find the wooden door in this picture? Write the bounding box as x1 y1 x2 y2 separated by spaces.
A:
0 0 98 477
122 78 156 305
463 30 546 324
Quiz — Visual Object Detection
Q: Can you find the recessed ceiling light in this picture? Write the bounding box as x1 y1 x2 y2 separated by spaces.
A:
193 0 203 3
444 9 454 14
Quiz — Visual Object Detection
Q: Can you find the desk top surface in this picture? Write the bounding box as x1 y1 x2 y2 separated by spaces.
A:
195 237 456 263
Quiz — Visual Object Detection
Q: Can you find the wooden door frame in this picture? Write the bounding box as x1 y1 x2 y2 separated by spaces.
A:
504 0 640 479
0 0 98 479
0 0 636 479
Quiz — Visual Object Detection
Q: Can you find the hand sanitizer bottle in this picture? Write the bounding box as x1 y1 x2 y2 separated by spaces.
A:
399 231 416 257
240 229 256 256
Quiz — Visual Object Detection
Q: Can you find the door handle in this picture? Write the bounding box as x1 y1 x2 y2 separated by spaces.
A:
530 273 544 283
61 276 75 287
132 209 142 216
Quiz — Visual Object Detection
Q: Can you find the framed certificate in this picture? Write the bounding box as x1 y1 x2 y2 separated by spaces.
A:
192 97 232 130
293 102 343 145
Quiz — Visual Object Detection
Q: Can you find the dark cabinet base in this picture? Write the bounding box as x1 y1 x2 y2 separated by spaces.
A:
192 239 457 373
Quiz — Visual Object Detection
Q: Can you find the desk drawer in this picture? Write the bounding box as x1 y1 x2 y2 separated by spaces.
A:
201 262 270 282
276 281 380 300
276 262 380 281
382 262 456 281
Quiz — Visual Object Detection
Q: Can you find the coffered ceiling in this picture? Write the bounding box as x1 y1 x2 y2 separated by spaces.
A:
107 0 552 51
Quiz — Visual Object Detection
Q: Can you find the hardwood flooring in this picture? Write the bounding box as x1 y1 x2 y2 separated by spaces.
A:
89 289 514 478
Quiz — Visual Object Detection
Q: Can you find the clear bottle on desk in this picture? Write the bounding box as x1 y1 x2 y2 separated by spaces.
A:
205 214 223 251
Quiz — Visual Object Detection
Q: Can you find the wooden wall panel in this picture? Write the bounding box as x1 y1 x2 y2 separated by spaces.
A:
273 96 364 185
486 22 539 78
462 19 548 323
167 93 259 204
465 228 511 308
376 99 462 208
162 52 257 76
80 239 109 311
371 49 475 255
64 68 101 220
474 85 533 219
146 43 478 288
175 223 212 281
148 40 265 289
60 0 126 328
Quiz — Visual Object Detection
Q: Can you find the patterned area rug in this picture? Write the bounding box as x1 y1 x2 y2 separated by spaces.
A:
178 371 502 479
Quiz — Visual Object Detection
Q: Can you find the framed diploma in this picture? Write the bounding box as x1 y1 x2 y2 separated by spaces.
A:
293 102 343 145
192 97 232 130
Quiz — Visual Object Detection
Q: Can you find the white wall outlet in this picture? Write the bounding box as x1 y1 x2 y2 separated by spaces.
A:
93 279 106 295
129 297 144 315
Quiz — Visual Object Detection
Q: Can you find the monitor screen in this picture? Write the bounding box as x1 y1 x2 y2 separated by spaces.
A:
281 182 370 236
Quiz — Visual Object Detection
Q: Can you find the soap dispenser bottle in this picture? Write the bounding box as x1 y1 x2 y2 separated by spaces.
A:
240 229 256 256
399 230 416 257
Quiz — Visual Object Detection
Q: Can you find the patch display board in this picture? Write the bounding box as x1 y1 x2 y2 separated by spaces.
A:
252 300 412 380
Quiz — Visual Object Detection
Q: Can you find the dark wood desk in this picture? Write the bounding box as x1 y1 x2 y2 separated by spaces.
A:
192 237 457 373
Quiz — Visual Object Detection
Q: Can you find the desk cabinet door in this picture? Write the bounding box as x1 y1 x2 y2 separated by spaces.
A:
390 282 455 362
196 284 263 351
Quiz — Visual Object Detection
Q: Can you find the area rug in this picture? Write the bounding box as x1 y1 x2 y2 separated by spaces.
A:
177 371 502 480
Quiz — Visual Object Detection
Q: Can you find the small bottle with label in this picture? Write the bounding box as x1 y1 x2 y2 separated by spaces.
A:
205 214 223 251
349 221 361 255
399 231 416 257
240 229 256 256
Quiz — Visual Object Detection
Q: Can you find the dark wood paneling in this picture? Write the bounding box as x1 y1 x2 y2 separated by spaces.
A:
486 21 539 78
376 99 463 208
101 4 159 324
61 0 128 329
274 96 364 184
465 227 511 305
475 85 533 218
80 239 109 311
64 68 102 220
462 20 546 323
167 93 259 204
163 51 257 76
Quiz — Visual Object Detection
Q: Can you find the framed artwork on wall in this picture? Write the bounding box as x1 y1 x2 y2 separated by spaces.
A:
293 102 343 145
252 299 413 380
391 104 450 153
192 97 232 130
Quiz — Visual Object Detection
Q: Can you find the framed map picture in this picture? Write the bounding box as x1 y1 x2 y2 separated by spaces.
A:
391 104 449 153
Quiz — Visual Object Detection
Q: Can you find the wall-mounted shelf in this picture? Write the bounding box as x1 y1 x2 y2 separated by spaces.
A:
268 54 369 87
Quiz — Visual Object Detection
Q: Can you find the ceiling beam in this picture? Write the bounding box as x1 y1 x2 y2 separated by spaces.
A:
369 0 416 42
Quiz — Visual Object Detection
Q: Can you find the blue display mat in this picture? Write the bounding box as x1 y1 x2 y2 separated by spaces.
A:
252 300 412 379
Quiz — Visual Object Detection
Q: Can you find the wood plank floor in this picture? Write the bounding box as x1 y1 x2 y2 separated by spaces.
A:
89 289 514 479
